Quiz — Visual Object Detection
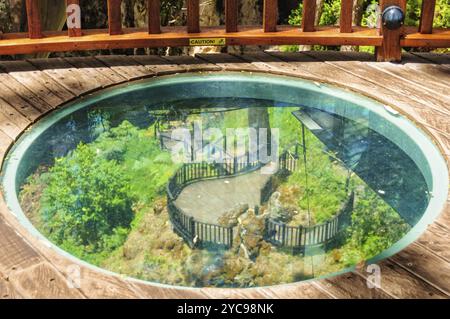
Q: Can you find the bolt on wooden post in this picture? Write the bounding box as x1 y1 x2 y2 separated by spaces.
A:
376 0 406 62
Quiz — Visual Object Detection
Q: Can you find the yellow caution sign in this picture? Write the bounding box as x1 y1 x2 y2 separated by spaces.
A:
189 38 226 46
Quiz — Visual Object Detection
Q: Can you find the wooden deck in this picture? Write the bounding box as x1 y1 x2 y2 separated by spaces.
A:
0 51 448 299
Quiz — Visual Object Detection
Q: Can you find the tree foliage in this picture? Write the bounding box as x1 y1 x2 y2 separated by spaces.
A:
41 143 133 250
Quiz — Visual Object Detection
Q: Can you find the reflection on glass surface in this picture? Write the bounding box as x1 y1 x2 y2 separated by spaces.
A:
15 94 429 288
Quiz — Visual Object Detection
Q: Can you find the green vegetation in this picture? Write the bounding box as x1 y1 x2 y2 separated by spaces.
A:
284 0 450 53
21 120 179 264
19 108 410 287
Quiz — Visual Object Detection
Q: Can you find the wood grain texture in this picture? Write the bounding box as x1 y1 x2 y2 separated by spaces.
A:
340 0 353 33
28 58 103 96
25 0 42 39
263 0 278 32
148 0 161 34
107 0 123 35
0 26 384 56
225 0 239 33
64 56 128 86
302 0 317 32
187 0 200 33
0 60 73 108
95 55 154 80
419 0 436 34
0 52 448 298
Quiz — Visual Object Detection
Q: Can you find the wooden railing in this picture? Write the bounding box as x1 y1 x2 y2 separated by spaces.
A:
167 153 264 249
265 192 354 252
1 1 447 61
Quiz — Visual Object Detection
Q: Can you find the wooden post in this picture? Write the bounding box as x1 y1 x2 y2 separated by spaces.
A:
376 0 406 62
263 0 278 32
187 0 200 33
66 0 82 37
26 0 43 39
107 0 122 35
419 0 436 34
148 0 161 34
225 0 238 32
340 0 353 33
302 0 316 32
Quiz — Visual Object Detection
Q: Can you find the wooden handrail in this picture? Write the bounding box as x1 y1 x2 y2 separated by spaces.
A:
1 0 449 61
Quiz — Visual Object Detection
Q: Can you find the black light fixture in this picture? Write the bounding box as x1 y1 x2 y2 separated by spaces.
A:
382 5 405 30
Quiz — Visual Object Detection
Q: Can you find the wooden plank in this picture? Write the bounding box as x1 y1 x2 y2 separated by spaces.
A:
107 0 122 35
258 283 333 299
196 53 260 72
411 52 450 67
148 0 161 34
304 50 450 115
0 271 23 299
0 215 42 275
0 84 43 122
161 55 221 72
132 282 208 299
356 61 450 103
268 51 450 142
7 262 85 298
302 0 317 32
402 27 450 47
340 0 353 33
0 60 73 108
0 73 53 113
263 0 278 32
436 202 450 229
0 130 13 160
419 0 436 34
416 223 450 262
28 58 102 96
62 57 121 88
234 51 301 75
389 242 450 295
368 54 450 99
96 55 154 80
201 287 273 299
316 272 394 298
66 0 82 37
0 26 382 56
355 259 448 298
187 0 200 33
0 97 31 130
25 0 42 39
64 56 128 85
131 54 186 75
376 0 406 62
225 0 239 33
